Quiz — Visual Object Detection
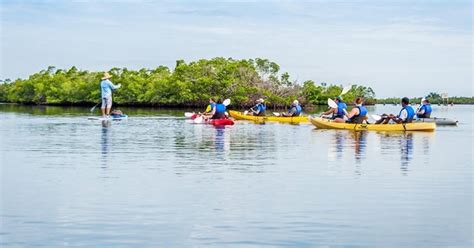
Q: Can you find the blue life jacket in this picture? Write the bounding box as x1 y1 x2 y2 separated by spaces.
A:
357 105 368 117
215 103 226 113
210 103 216 111
256 103 266 115
295 104 302 115
347 105 368 123
336 102 347 118
417 104 432 118
399 105 415 123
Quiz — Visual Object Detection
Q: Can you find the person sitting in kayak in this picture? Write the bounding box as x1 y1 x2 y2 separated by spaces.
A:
248 98 266 116
205 98 216 114
110 109 125 118
375 97 415 124
320 96 347 123
281 100 302 117
346 97 368 124
416 99 432 118
210 99 227 119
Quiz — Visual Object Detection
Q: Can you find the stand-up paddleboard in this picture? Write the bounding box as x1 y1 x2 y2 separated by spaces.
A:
88 114 128 121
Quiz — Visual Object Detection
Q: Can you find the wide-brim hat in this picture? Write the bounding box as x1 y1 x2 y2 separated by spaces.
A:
256 98 264 103
102 72 112 80
293 100 299 105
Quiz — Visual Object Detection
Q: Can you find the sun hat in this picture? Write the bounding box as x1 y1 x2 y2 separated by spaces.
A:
336 96 343 101
293 99 299 105
256 98 264 103
102 72 112 80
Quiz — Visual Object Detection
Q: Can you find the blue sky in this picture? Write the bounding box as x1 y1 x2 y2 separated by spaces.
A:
1 0 472 97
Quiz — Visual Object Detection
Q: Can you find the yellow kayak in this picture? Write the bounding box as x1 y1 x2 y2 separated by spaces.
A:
309 116 436 131
229 110 309 123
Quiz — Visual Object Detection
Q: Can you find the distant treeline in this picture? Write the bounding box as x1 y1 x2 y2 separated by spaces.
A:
0 57 376 108
377 92 474 105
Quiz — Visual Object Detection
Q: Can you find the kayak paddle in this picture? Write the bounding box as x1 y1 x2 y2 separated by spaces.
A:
327 98 349 116
371 114 382 121
340 84 352 95
327 98 338 109
223 98 231 106
194 115 203 123
90 102 100 113
273 112 281 116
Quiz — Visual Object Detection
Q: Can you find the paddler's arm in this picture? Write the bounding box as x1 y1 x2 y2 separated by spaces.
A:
345 108 359 119
106 80 121 91
321 108 336 116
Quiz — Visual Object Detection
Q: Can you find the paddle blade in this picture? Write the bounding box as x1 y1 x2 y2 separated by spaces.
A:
194 116 203 123
184 112 194 118
223 99 231 106
340 84 352 95
90 106 96 113
244 110 249 115
371 114 382 121
273 112 281 117
327 98 338 109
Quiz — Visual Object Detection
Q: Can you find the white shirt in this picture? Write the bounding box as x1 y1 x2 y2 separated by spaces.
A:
398 109 408 121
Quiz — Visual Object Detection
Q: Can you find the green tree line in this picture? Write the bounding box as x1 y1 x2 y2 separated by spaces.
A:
377 92 474 105
0 57 377 108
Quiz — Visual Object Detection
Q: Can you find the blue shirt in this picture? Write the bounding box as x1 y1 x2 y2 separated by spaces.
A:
100 79 119 98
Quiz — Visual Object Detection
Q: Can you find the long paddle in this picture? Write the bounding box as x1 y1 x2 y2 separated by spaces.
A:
340 84 352 95
90 102 100 113
371 114 382 121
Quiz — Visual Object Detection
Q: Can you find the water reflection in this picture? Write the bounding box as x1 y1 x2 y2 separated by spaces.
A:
351 131 367 163
378 132 415 173
100 120 111 167
332 131 367 162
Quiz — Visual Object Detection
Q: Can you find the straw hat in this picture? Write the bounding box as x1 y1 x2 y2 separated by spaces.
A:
293 100 299 105
256 98 264 103
102 72 112 80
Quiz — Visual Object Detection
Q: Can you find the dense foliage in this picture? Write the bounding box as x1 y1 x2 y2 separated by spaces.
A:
0 57 377 107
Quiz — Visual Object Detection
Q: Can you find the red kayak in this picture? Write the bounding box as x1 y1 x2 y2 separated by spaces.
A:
193 116 234 126
208 118 234 126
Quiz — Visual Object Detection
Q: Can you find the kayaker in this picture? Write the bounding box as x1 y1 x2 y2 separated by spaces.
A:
249 98 266 116
205 98 216 114
346 97 368 123
282 100 302 117
416 99 432 118
375 97 415 124
210 99 227 119
320 96 347 122
110 109 124 118
100 72 121 118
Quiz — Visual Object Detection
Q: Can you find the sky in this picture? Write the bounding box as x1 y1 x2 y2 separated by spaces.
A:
0 0 472 98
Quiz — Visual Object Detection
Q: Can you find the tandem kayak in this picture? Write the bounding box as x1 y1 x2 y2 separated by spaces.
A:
414 117 458 126
229 110 309 123
88 114 128 121
309 116 436 132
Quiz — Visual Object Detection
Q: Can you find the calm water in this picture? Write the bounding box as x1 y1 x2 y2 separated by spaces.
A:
1 104 472 247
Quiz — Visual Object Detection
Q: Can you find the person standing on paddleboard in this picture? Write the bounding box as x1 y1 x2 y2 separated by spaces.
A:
100 72 121 118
